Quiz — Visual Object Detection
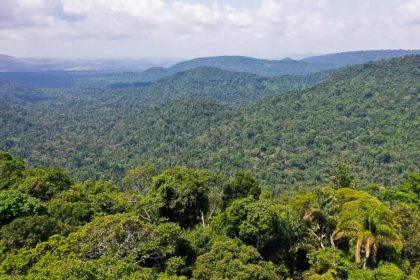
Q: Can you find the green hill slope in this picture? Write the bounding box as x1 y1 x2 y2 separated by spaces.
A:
302 49 420 68
134 50 420 82
1 56 420 191
125 66 334 105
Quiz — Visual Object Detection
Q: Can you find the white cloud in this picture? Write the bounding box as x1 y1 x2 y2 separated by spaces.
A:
62 0 91 16
0 0 419 58
399 0 420 23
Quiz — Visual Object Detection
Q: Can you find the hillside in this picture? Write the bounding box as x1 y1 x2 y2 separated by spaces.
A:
302 49 420 68
123 49 420 82
1 55 420 190
167 56 326 76
115 66 334 105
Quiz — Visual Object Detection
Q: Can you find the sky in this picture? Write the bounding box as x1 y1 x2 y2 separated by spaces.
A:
0 0 420 59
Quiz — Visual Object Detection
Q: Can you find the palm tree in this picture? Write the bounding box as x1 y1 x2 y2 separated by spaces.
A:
332 199 402 268
303 188 339 249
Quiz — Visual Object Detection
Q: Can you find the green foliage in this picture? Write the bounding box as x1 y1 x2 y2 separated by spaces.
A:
138 66 333 106
294 188 339 249
192 241 280 280
333 189 402 267
2 53 420 278
0 151 26 190
222 172 261 208
330 163 357 190
3 55 420 191
148 167 212 228
394 204 420 266
306 247 350 279
0 215 72 255
65 213 181 262
375 262 406 280
25 256 157 279
0 151 418 279
16 167 74 201
123 162 156 194
0 190 46 226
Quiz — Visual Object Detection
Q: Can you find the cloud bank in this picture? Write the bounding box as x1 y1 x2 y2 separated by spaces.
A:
0 0 419 58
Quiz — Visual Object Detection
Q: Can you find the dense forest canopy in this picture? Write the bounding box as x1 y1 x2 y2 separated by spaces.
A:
1 50 420 279
1 55 419 192
1 150 420 279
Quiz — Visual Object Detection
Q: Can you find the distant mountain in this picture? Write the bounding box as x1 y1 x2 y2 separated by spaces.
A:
166 56 325 76
0 55 39 72
302 49 420 68
131 49 420 82
0 55 176 72
0 78 42 103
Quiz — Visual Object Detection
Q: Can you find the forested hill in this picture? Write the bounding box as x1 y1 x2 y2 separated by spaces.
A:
302 49 420 68
167 56 325 76
123 49 420 82
1 55 420 191
0 78 47 103
117 66 334 105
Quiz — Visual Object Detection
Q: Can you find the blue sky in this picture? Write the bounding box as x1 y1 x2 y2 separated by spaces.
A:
0 0 419 59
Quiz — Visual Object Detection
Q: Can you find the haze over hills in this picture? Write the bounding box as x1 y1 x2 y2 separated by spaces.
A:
87 49 420 84
302 49 420 68
1 55 419 190
0 54 176 72
2 49 420 87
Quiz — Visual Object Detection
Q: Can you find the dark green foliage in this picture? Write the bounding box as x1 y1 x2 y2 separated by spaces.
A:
330 163 357 189
16 167 74 201
138 66 334 105
222 172 261 208
0 215 72 254
148 167 211 228
168 50 420 77
2 55 420 191
0 152 25 190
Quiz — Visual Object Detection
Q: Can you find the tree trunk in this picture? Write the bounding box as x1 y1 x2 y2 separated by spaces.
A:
330 234 335 247
355 237 362 264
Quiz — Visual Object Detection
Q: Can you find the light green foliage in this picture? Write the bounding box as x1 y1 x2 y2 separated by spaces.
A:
375 262 406 280
0 190 46 226
333 189 402 267
411 263 420 279
192 241 280 280
347 268 375 280
305 247 350 279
